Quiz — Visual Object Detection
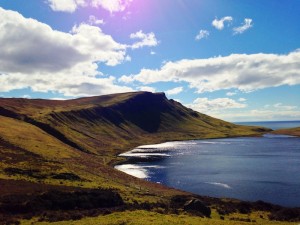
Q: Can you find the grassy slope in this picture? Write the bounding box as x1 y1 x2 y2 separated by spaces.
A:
0 92 269 157
22 210 293 225
272 127 300 137
1 92 297 224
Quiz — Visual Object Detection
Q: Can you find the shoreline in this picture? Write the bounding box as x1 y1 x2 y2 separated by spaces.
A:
114 134 300 208
111 131 269 167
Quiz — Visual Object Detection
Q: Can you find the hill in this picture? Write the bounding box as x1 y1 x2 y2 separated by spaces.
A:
272 127 300 137
0 92 268 157
1 92 298 224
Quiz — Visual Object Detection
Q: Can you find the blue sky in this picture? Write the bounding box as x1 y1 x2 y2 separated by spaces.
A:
0 0 300 122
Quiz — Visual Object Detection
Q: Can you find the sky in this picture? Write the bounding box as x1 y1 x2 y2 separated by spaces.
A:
0 0 300 122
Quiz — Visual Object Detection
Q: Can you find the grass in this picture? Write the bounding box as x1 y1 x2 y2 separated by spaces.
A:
0 116 80 159
0 92 296 224
21 210 295 225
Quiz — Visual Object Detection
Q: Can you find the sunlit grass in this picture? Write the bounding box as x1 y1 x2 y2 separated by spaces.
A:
21 210 294 225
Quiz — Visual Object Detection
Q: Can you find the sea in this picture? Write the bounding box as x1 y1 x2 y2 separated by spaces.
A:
236 120 300 130
115 121 300 207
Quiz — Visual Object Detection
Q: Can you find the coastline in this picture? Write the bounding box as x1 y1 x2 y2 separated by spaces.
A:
114 133 300 208
111 130 270 167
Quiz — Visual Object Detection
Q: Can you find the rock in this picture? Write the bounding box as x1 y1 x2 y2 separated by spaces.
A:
183 199 211 217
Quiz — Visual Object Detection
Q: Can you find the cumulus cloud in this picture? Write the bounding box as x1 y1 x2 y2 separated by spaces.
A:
22 95 31 99
226 91 237 96
47 0 132 13
273 103 297 110
0 73 133 97
119 50 300 93
91 0 133 13
47 0 86 13
212 16 233 30
233 18 253 34
215 108 300 122
88 15 104 25
188 100 299 122
187 97 246 114
130 30 159 49
165 87 183 96
0 7 128 73
195 30 210 40
139 86 156 93
0 7 133 96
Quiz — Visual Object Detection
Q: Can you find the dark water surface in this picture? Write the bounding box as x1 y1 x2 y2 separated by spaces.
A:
116 122 300 207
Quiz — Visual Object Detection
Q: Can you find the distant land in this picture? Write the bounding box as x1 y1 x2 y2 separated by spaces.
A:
236 121 300 131
0 92 299 224
272 127 300 137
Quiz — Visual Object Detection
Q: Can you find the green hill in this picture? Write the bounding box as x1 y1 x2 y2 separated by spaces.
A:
1 92 297 225
0 92 268 157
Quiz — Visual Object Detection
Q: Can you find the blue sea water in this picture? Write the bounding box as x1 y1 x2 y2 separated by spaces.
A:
236 120 300 130
116 121 300 207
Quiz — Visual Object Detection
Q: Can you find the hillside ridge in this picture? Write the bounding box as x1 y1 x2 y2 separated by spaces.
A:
0 91 269 157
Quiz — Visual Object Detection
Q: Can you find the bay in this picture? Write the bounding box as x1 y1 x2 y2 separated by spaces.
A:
116 121 300 207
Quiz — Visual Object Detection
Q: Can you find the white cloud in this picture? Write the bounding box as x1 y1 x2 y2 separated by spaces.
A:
150 51 156 55
0 73 133 97
233 18 253 34
91 0 132 13
273 103 297 110
238 98 247 102
47 0 132 13
125 55 132 62
47 0 86 13
195 30 210 40
187 97 246 114
130 30 159 49
165 87 183 96
0 8 128 73
210 109 300 122
70 23 128 66
119 50 300 93
217 108 300 122
139 86 156 93
201 102 299 122
0 7 133 97
50 97 69 100
212 16 233 30
226 91 237 96
88 15 104 25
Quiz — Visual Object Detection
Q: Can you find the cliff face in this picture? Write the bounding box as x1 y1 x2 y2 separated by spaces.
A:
0 92 269 156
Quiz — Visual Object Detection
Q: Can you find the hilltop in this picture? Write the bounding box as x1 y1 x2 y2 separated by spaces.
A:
1 91 298 224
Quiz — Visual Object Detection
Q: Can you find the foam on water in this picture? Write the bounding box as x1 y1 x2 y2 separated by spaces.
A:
115 164 165 179
119 152 171 158
115 164 148 179
205 182 232 189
